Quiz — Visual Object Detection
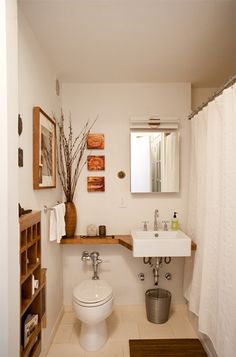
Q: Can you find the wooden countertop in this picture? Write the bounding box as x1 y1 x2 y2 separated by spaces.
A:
60 235 197 252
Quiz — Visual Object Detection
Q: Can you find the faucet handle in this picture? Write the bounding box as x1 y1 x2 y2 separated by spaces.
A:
81 251 90 261
162 221 169 231
142 221 149 231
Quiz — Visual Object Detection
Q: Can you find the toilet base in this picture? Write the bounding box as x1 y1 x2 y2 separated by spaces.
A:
79 320 108 351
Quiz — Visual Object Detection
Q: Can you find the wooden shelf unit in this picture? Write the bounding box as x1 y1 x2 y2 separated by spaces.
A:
60 235 133 250
19 211 46 357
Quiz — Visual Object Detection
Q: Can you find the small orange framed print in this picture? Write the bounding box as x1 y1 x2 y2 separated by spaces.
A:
87 155 105 171
87 176 105 192
87 133 104 149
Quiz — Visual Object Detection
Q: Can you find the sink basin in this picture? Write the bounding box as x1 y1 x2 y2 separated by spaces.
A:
131 230 191 257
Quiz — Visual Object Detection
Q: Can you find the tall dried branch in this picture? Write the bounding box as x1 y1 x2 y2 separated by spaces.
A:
55 112 96 202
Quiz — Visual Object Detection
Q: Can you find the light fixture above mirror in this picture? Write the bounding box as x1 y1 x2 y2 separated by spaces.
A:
130 116 179 130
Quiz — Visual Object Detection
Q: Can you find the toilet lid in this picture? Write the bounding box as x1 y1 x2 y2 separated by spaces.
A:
73 280 112 304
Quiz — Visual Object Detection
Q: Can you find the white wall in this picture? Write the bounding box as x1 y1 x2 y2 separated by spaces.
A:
0 0 18 356
61 83 191 306
235 1 236 73
18 9 63 352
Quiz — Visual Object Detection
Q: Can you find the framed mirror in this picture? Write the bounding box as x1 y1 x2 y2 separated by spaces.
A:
130 130 179 193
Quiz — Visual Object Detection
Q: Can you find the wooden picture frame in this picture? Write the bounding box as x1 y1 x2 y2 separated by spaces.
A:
87 133 104 149
87 155 105 171
33 107 56 189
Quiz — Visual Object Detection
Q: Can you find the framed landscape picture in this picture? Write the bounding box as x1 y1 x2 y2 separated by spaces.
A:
87 155 105 171
33 107 56 189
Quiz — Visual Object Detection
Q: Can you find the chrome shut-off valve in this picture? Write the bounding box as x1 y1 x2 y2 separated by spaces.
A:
165 272 172 280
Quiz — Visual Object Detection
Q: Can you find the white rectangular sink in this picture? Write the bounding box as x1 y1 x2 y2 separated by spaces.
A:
131 230 191 257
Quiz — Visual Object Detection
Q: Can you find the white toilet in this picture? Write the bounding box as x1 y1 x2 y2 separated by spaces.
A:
72 279 113 351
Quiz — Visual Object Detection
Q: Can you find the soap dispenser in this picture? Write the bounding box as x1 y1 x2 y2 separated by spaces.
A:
171 212 179 230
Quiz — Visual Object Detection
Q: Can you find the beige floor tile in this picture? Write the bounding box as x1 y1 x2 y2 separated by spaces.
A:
61 311 77 324
108 310 123 325
171 304 188 313
108 318 139 341
64 305 73 312
113 305 145 313
47 343 86 356
85 340 123 357
122 341 131 357
47 305 197 356
107 310 122 338
120 308 147 324
138 320 175 339
168 312 197 338
53 324 74 343
69 321 81 344
84 352 121 357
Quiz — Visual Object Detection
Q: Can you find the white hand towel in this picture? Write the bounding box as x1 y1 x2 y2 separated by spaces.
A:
49 203 66 243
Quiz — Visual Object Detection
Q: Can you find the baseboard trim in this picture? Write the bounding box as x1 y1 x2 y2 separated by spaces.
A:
40 306 64 357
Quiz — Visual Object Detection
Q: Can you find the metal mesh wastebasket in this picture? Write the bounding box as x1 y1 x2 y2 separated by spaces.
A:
145 288 171 324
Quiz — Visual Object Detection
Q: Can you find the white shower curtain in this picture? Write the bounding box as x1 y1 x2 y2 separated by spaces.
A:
185 84 236 357
184 109 208 315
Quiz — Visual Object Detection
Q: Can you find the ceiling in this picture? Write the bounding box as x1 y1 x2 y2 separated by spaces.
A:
19 0 236 87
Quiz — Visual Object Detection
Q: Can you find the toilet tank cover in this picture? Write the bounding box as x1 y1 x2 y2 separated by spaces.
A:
73 279 113 303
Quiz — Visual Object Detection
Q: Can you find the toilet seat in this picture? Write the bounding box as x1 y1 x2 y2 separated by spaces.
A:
73 294 112 307
73 280 113 307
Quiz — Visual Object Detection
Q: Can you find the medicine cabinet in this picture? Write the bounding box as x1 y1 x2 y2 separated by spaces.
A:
130 118 180 193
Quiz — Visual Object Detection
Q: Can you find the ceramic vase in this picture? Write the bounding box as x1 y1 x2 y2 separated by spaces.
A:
65 202 77 237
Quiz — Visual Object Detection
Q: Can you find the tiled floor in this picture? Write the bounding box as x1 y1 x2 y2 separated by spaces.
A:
47 305 197 357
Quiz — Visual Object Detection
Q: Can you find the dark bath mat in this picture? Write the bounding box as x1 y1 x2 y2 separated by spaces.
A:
129 339 208 357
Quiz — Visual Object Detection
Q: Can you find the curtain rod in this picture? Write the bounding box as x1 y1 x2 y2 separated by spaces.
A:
188 73 236 120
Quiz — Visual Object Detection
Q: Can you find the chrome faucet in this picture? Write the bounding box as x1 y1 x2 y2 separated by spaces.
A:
153 209 159 231
90 251 103 280
153 257 162 286
81 250 103 280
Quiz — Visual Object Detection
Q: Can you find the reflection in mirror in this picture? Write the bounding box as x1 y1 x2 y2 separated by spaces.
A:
130 131 179 193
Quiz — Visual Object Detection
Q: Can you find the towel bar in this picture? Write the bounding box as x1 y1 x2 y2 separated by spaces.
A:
43 201 61 213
